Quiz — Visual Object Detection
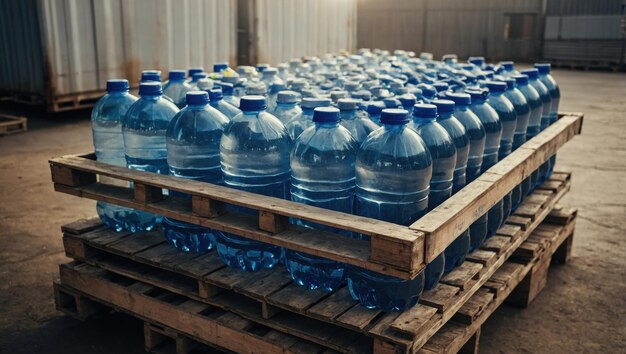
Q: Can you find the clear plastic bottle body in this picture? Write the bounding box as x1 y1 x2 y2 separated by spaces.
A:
287 115 359 291
217 97 292 271
285 98 330 141
269 102 302 125
469 94 503 240
487 87 517 225
122 84 180 232
338 106 379 144
164 95 229 253
537 67 560 178
348 113 431 311
210 98 241 120
516 81 542 141
504 85 531 151
163 78 192 109
91 84 138 232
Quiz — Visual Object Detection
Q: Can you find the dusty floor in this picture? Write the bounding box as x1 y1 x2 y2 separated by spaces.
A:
0 69 624 353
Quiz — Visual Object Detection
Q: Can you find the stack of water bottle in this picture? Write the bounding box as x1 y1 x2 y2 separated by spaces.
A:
91 49 560 312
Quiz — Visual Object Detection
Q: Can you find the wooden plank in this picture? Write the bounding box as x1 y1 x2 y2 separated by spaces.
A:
513 202 543 220
335 304 382 331
388 305 438 338
495 224 522 241
453 288 494 324
234 269 292 301
465 250 497 268
411 114 582 262
440 262 482 290
506 215 532 230
49 154 424 275
307 287 359 321
105 231 166 255
54 181 419 279
267 283 330 312
419 283 461 312
61 217 103 235
480 236 511 255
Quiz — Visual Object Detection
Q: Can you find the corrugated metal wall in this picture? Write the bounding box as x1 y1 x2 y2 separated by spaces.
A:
357 0 544 61
1 0 237 102
242 0 358 65
543 0 625 65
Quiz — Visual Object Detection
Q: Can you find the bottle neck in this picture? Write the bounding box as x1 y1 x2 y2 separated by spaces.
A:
108 90 129 96
413 116 436 123
188 103 208 110
140 94 161 101
437 112 453 120
277 102 296 108
315 121 340 128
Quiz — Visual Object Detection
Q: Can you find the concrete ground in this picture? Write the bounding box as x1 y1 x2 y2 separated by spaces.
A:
0 69 624 353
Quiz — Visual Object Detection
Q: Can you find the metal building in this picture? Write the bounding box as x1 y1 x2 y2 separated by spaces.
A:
357 0 545 62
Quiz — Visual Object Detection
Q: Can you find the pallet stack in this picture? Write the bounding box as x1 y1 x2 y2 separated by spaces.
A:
49 113 583 353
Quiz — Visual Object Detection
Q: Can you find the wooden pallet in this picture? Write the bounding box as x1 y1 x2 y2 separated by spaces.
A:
48 113 583 280
55 207 576 354
57 174 570 354
419 209 577 354
49 92 103 112
0 114 27 136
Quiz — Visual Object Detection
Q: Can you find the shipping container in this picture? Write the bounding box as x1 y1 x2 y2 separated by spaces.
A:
237 0 358 65
0 0 237 112
356 0 544 62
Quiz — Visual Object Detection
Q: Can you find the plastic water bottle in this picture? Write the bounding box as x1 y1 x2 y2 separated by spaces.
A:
163 70 192 109
267 83 287 111
163 91 229 252
92 80 138 232
122 82 179 232
285 98 331 140
499 61 517 78
433 99 474 273
348 108 430 311
467 89 503 240
286 107 359 291
514 74 542 196
503 78 530 211
398 94 417 115
447 93 487 252
189 72 209 90
411 104 468 274
209 89 241 120
217 96 292 271
535 63 560 178
486 81 516 224
521 68 552 185
217 82 240 108
337 98 379 143
268 91 302 125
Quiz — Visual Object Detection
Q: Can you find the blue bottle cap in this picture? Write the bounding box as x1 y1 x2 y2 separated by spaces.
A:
256 63 269 72
520 69 539 79
269 83 287 94
397 94 417 108
534 63 551 74
186 91 209 105
313 107 340 123
432 99 455 113
301 97 331 109
446 92 472 105
239 95 267 111
262 67 278 75
366 102 385 115
514 74 529 85
499 61 514 71
330 91 349 102
106 79 129 92
413 103 438 119
417 84 437 99
138 82 163 96
468 56 485 66
380 108 409 124
337 98 359 110
383 97 401 108
188 67 204 77
217 82 234 95
486 81 507 93
209 88 223 101
503 78 516 90
141 70 161 82
277 90 299 104
192 72 208 82
433 82 449 92
168 70 186 80
344 81 359 91
466 89 487 102
213 63 228 72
